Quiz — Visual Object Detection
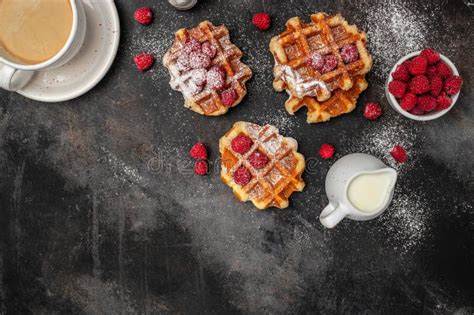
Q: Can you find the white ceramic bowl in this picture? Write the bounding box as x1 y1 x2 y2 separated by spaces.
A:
385 51 460 121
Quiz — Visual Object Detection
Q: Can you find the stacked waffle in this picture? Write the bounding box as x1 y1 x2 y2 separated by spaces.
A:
270 12 372 123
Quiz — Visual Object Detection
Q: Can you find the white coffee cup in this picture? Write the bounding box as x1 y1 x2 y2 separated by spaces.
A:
0 0 86 91
320 153 397 228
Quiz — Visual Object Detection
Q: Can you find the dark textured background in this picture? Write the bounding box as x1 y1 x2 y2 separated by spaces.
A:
1 0 473 313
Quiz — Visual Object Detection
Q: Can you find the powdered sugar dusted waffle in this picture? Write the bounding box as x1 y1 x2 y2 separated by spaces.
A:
163 21 252 116
219 122 305 209
270 12 372 123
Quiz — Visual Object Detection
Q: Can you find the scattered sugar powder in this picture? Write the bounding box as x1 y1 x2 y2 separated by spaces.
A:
377 189 431 255
362 1 441 81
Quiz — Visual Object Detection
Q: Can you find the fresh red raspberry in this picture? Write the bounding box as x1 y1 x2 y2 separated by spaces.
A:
390 145 407 163
408 55 428 75
206 66 226 90
392 63 410 82
194 160 208 176
231 135 253 154
176 54 191 72
134 7 153 25
417 95 437 112
252 13 271 30
363 102 382 120
444 75 463 95
133 53 154 72
400 93 417 111
321 55 338 73
248 152 269 169
183 37 202 55
319 143 335 160
188 51 211 69
410 106 425 116
435 61 452 78
201 41 217 59
420 48 440 64
190 69 207 86
436 94 452 111
429 76 443 97
409 75 430 94
188 82 204 96
220 89 237 107
426 65 437 78
189 142 208 160
307 52 324 70
388 80 407 98
340 44 359 64
234 166 252 185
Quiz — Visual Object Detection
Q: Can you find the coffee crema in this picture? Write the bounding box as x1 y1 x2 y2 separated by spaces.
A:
0 0 73 65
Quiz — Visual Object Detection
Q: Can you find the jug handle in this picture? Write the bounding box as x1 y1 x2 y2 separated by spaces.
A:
319 203 349 228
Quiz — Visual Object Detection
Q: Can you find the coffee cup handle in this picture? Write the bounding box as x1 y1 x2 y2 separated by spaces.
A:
0 63 34 91
319 203 349 228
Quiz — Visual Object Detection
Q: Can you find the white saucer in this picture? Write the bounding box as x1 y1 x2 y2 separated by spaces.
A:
17 0 120 102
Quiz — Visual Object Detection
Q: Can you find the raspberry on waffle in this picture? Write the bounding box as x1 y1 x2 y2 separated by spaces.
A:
270 12 372 123
163 21 252 116
219 122 305 209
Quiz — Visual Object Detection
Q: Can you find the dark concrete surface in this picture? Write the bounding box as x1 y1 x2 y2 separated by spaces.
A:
1 0 473 314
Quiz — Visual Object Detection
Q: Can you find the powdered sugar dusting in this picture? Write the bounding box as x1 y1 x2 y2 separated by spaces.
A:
363 2 440 81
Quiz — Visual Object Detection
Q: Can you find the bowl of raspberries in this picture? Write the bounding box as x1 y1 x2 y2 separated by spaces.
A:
386 48 463 121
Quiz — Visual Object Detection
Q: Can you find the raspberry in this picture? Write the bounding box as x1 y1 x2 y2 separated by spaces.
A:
220 89 237 107
252 13 271 31
392 63 410 82
206 66 226 90
390 145 407 163
183 37 201 55
188 51 211 69
319 143 335 160
426 65 437 78
133 53 154 72
388 80 407 98
307 52 324 70
444 75 463 95
435 61 452 78
321 55 338 73
231 135 253 154
430 76 443 97
176 55 191 72
363 102 382 120
409 75 430 94
234 166 252 185
436 94 452 111
190 69 207 86
420 48 440 64
201 41 217 59
410 106 425 116
194 160 208 176
408 55 428 75
248 152 269 169
188 82 204 96
189 142 208 160
417 95 437 112
134 7 153 25
340 44 359 64
400 93 417 111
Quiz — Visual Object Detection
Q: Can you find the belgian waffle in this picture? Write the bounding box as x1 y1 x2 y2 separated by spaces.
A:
270 12 372 122
163 21 252 116
219 121 305 209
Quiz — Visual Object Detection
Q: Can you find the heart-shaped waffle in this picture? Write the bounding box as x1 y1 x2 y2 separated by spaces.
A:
219 122 305 209
270 12 372 123
163 21 252 116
